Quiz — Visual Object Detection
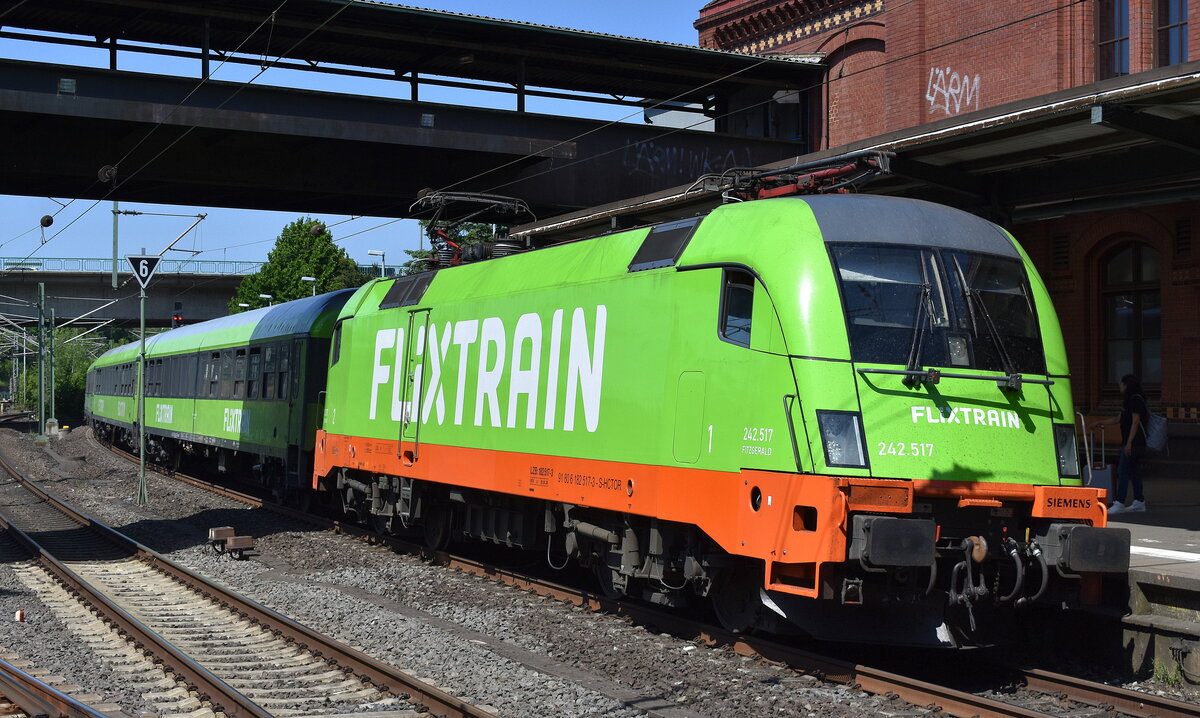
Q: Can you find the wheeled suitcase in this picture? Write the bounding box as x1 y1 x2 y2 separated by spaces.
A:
1081 415 1113 504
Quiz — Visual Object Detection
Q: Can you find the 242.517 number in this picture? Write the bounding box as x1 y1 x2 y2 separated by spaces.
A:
877 442 934 457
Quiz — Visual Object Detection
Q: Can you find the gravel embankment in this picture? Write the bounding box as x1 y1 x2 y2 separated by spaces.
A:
0 530 162 714
0 427 892 717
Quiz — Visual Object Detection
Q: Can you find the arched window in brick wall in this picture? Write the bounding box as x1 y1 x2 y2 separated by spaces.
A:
1103 241 1161 389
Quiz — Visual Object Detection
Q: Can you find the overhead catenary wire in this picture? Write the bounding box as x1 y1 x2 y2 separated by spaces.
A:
0 1 888 265
183 0 1089 258
9 0 1090 264
0 3 293 254
0 0 351 273
468 0 1092 200
6 0 920 262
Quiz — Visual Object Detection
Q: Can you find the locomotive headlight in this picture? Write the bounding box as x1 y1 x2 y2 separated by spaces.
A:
817 410 868 468
1053 424 1080 478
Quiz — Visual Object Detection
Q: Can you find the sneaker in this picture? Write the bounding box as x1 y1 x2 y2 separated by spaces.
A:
1127 500 1146 512
1108 501 1126 514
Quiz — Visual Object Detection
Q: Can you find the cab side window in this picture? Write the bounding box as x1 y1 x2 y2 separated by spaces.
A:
331 320 345 366
720 270 754 347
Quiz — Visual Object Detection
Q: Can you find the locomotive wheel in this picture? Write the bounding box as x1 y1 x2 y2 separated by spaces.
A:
593 563 626 600
371 513 395 536
423 504 453 551
710 566 763 633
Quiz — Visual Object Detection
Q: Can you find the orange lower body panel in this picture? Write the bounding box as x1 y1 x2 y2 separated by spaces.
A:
314 432 1107 597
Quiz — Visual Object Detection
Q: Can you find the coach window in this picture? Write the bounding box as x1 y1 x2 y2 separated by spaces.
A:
233 348 247 399
720 269 754 347
248 347 262 399
220 350 233 399
201 354 212 397
263 345 277 400
278 344 291 400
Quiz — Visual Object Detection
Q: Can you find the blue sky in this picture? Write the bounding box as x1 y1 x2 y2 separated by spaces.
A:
0 1 705 269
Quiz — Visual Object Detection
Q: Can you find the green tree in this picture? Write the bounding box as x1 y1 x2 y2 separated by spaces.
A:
400 221 496 276
230 217 371 311
17 328 104 427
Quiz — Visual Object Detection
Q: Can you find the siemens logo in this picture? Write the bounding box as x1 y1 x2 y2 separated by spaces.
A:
911 406 1020 429
1046 497 1092 509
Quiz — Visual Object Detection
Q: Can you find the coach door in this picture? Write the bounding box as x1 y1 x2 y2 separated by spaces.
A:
399 307 432 465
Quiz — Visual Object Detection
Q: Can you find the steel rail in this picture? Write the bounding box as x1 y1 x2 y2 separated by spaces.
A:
0 658 127 718
90 438 1173 718
0 449 494 718
1020 667 1199 718
0 454 273 718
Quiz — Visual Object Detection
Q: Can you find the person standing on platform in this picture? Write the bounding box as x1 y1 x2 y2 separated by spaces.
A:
1094 374 1149 514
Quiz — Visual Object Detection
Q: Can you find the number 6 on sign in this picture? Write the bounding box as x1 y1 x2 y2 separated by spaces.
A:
126 254 162 289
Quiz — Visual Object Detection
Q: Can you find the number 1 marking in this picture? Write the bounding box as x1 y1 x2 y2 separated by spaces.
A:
707 425 713 452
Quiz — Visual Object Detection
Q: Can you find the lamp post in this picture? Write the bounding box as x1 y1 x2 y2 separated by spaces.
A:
367 249 386 277
237 303 249 310
301 275 316 296
258 293 273 307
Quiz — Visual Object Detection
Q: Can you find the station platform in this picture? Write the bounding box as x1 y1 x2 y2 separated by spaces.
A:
1106 470 1200 678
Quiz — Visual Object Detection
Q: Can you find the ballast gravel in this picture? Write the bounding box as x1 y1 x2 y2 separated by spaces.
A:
0 427 897 717
0 531 161 715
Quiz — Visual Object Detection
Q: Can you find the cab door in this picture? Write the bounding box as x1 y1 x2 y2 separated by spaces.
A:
398 307 431 465
684 267 803 475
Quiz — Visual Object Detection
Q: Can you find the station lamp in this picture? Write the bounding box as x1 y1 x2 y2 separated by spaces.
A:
258 293 273 307
301 275 316 296
367 249 386 277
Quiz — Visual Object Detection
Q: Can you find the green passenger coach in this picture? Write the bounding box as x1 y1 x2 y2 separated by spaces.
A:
86 290 354 499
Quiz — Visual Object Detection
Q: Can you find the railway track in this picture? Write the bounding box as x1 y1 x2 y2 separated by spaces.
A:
93 437 1200 718
0 656 124 718
0 448 496 718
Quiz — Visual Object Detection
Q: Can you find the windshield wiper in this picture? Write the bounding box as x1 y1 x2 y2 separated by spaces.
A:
902 282 933 388
954 258 1022 391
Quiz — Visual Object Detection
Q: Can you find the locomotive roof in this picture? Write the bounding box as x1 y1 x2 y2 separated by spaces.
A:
92 289 356 366
800 195 1020 258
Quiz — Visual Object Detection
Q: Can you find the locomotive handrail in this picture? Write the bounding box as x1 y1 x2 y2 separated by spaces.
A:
856 367 1054 387
782 394 803 472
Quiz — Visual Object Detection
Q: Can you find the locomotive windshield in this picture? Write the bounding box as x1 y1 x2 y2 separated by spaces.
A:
831 244 1046 375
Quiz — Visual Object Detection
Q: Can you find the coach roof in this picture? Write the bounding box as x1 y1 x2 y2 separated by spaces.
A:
94 289 355 363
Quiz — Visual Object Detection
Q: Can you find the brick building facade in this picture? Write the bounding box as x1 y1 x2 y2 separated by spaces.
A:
695 1 1200 413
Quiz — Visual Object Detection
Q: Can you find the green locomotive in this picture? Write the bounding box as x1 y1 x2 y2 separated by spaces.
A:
87 195 1129 646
